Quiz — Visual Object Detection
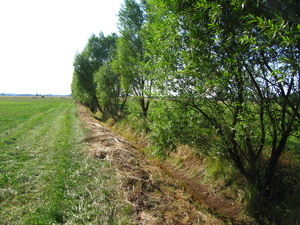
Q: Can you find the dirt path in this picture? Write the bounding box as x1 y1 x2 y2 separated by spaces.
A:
76 104 252 224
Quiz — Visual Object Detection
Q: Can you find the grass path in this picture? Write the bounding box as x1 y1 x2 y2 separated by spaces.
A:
0 99 127 224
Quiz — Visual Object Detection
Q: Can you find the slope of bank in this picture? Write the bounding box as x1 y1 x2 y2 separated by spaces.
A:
77 104 256 224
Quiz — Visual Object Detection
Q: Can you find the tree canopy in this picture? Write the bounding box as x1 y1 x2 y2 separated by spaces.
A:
71 32 118 113
146 0 299 194
112 0 152 118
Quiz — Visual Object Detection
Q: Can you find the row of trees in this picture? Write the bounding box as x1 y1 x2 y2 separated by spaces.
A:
72 0 151 118
72 0 299 210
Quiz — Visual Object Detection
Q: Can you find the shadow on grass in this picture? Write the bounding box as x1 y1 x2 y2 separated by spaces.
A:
249 159 300 225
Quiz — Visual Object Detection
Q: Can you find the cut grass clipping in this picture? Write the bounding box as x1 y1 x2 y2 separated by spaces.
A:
0 97 132 224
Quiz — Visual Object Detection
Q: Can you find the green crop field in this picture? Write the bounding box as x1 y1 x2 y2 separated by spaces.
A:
0 97 129 224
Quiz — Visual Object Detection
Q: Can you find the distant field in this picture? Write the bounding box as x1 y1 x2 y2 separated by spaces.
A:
0 97 124 224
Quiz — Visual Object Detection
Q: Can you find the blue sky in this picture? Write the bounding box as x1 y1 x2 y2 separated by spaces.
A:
0 0 124 95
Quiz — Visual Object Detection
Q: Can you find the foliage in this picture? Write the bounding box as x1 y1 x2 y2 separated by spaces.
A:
72 49 99 112
72 32 118 113
112 0 152 118
149 101 215 158
145 1 300 222
71 1 154 119
95 61 127 118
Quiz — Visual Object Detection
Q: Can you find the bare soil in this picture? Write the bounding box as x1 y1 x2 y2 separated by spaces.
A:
76 104 254 225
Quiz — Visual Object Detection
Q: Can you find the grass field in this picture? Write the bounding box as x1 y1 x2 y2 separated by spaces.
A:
0 97 129 224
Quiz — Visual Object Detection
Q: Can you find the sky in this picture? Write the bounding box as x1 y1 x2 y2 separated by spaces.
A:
0 0 124 95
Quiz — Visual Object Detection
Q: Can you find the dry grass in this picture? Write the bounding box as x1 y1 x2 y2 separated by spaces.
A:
101 114 257 224
77 104 225 224
161 147 253 224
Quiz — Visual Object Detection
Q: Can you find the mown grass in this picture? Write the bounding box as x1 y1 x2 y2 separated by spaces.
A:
0 97 132 224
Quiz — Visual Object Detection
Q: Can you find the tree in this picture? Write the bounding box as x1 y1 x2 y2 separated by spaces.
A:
86 32 118 70
113 0 152 118
71 32 118 113
146 0 300 198
72 49 99 112
94 57 128 118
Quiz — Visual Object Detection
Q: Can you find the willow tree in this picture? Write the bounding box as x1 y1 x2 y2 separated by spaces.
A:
94 59 128 118
72 32 118 113
113 0 152 118
72 49 99 112
146 0 300 199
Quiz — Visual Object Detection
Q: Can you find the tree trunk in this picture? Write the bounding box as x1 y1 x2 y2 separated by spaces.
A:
120 96 128 113
140 97 150 119
263 131 289 197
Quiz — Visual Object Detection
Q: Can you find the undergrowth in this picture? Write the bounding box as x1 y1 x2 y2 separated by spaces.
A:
99 113 252 223
100 107 300 225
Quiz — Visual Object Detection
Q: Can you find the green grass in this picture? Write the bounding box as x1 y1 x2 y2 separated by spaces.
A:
0 97 132 224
